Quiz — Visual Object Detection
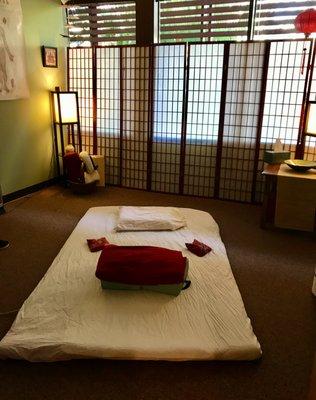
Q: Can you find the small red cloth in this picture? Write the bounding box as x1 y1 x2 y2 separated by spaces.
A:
87 237 110 252
96 246 187 285
185 239 212 257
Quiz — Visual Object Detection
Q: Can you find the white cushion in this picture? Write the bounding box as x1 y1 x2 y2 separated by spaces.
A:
79 151 95 174
84 170 100 184
116 206 186 231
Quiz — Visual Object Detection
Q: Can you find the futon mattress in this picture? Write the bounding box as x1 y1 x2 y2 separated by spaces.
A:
0 207 261 361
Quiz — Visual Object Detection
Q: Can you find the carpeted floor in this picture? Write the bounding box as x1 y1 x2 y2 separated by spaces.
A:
0 185 315 400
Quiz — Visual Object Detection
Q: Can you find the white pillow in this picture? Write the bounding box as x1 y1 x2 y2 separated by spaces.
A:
84 170 100 184
116 206 186 231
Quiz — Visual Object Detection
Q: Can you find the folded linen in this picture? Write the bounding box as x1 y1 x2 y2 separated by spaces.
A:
96 245 187 286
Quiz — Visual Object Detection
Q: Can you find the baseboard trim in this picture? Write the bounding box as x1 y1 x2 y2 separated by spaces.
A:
3 177 60 203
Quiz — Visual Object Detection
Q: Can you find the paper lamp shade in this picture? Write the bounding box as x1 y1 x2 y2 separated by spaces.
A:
306 102 316 136
294 9 316 37
53 92 78 123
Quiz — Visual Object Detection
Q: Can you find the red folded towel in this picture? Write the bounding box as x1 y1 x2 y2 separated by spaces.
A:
87 237 111 252
96 245 187 285
185 239 212 257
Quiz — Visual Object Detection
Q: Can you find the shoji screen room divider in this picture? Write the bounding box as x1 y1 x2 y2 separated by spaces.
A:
68 39 314 203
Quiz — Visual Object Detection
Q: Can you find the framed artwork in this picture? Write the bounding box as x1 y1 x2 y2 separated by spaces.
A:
41 46 58 68
0 0 29 100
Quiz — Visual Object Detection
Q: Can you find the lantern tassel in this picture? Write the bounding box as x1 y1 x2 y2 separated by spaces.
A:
301 47 307 75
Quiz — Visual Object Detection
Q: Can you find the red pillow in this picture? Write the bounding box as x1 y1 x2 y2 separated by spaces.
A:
87 237 110 252
185 239 212 257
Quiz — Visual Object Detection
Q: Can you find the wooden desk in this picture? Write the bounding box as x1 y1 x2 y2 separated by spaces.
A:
262 163 316 232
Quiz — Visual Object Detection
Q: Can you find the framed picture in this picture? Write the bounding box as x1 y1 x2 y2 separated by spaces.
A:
41 46 58 68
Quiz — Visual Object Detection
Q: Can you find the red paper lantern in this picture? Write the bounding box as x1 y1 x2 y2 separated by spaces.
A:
295 9 316 37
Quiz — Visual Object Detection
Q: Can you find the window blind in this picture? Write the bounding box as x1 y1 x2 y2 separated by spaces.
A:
64 1 136 45
254 0 316 39
159 0 250 42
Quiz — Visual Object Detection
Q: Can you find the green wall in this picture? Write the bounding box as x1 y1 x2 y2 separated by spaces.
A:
0 0 66 195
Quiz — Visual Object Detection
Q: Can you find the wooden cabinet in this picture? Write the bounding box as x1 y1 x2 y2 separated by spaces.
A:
261 164 316 233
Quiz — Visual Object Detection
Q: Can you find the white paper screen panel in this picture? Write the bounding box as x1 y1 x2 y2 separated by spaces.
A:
184 43 224 197
68 48 93 153
121 46 150 190
219 42 265 202
255 40 312 200
96 47 120 185
151 44 186 194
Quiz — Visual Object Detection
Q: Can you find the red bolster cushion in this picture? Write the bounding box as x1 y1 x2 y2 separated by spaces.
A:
185 239 212 257
96 246 187 286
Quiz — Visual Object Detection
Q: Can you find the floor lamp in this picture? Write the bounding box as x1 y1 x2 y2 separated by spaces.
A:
51 86 82 177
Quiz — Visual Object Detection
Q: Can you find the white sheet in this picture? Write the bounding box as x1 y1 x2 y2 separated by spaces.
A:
0 207 261 362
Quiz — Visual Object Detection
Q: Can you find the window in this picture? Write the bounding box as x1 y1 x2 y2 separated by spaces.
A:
64 1 136 46
159 0 250 43
254 0 316 40
158 0 316 43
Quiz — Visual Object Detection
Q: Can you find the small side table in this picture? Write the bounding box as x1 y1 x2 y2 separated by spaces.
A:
262 163 316 232
91 155 105 187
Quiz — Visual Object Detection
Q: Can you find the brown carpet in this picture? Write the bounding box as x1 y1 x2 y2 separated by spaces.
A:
0 185 315 400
